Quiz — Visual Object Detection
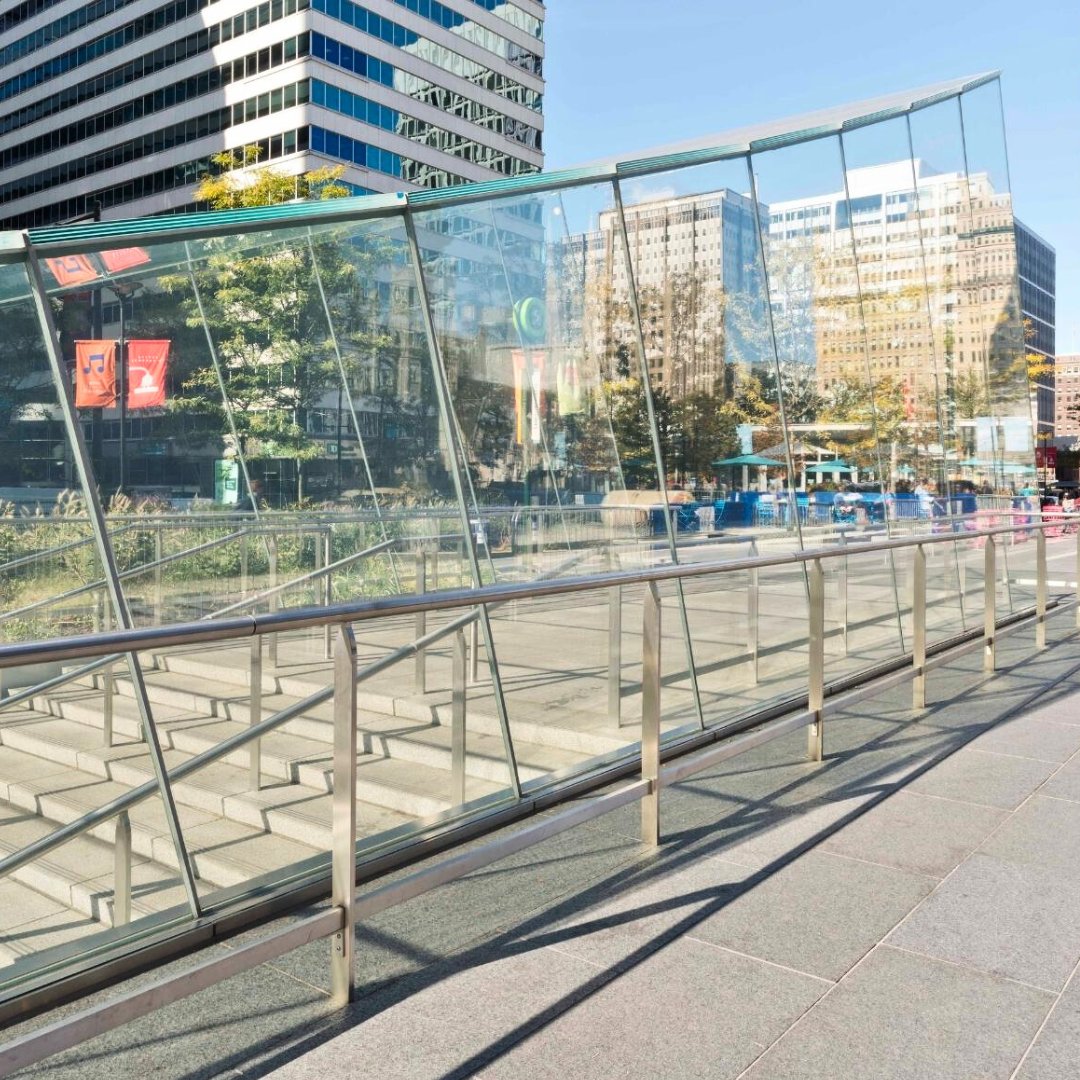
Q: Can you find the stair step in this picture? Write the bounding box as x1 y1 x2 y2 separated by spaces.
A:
53 670 590 785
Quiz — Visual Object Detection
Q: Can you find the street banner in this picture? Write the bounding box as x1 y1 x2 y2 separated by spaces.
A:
125 339 169 409
46 255 98 287
99 247 151 274
74 340 116 407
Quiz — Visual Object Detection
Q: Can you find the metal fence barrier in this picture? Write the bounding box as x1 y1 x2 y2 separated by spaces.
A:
0 516 1077 1073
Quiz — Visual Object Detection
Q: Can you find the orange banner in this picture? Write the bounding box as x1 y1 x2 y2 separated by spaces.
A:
46 255 99 287
74 340 116 408
125 339 169 409
99 247 151 274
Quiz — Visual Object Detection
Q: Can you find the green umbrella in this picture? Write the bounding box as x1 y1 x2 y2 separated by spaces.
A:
711 454 784 467
806 459 854 473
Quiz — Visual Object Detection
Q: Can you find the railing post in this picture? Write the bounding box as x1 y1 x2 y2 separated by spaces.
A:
984 537 997 672
608 584 622 725
641 581 661 847
318 529 332 661
101 596 114 748
113 810 131 928
912 544 927 710
240 532 250 596
268 537 279 666
838 530 849 656
1076 524 1080 629
153 524 163 624
1035 527 1047 650
414 550 427 694
331 623 358 1007
747 538 759 684
469 617 480 684
807 558 825 762
249 635 262 790
451 629 467 805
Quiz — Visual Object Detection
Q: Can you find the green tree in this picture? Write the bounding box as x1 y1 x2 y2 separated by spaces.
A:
160 148 383 503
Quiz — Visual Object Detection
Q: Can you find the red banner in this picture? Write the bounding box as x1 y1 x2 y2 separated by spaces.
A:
74 340 116 408
47 255 99 287
125 339 169 409
99 247 151 274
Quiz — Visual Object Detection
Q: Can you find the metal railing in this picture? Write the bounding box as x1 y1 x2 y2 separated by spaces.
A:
0 515 1077 1072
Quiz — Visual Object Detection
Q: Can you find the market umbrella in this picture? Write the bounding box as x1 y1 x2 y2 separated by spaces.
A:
711 454 784 467
711 454 784 495
806 459 855 473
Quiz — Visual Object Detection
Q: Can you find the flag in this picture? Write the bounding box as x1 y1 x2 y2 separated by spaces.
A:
46 255 98 287
125 339 169 409
99 247 151 274
74 340 116 407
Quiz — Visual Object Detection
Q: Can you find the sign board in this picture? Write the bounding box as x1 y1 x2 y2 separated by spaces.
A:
214 459 239 504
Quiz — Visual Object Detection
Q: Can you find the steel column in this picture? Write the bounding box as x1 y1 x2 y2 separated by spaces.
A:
249 635 262 790
912 544 927 710
807 559 825 762
641 582 661 846
748 539 759 684
984 538 997 672
153 524 164 624
838 530 849 656
414 550 427 694
451 629 467 805
331 624 358 1006
609 584 622 724
23 239 203 919
113 811 131 928
1035 528 1047 649
267 537 279 667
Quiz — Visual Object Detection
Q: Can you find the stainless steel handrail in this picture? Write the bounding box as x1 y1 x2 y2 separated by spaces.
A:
0 548 591 880
0 516 1063 670
0 519 1062 883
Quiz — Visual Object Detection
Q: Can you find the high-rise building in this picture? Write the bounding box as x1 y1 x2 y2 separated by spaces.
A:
1015 220 1056 438
0 0 545 230
1054 354 1080 441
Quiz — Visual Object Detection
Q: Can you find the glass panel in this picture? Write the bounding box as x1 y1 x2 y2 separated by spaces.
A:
960 82 1036 614
839 117 965 643
752 134 905 674
410 181 697 765
617 157 802 723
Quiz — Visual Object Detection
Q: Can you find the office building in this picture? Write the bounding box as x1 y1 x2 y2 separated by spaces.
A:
1015 220 1056 438
0 0 545 229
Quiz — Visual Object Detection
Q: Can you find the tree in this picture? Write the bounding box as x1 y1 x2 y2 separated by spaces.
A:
160 148 375 503
193 147 350 209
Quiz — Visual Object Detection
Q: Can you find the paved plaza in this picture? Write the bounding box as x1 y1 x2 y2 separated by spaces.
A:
6 599 1080 1079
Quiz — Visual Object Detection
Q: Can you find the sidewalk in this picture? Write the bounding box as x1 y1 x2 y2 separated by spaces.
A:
10 607 1080 1079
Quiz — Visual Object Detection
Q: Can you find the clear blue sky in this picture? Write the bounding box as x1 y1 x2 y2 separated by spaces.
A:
542 0 1079 352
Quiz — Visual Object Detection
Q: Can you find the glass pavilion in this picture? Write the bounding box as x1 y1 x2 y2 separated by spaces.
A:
0 72 1038 1007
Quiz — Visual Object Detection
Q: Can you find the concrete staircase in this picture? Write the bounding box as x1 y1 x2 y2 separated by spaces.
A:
0 634 606 972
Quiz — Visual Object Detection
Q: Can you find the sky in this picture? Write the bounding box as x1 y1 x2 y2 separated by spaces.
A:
541 0 1080 351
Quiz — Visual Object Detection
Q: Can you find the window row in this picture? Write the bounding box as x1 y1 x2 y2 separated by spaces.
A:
1 0 138 67
0 80 310 205
313 0 541 110
0 0 225 104
1 35 309 170
388 0 541 73
0 0 309 132
311 77 535 175
0 127 309 230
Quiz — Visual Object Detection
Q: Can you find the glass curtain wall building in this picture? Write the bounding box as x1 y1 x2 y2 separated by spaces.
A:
0 0 545 229
0 72 1037 1008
